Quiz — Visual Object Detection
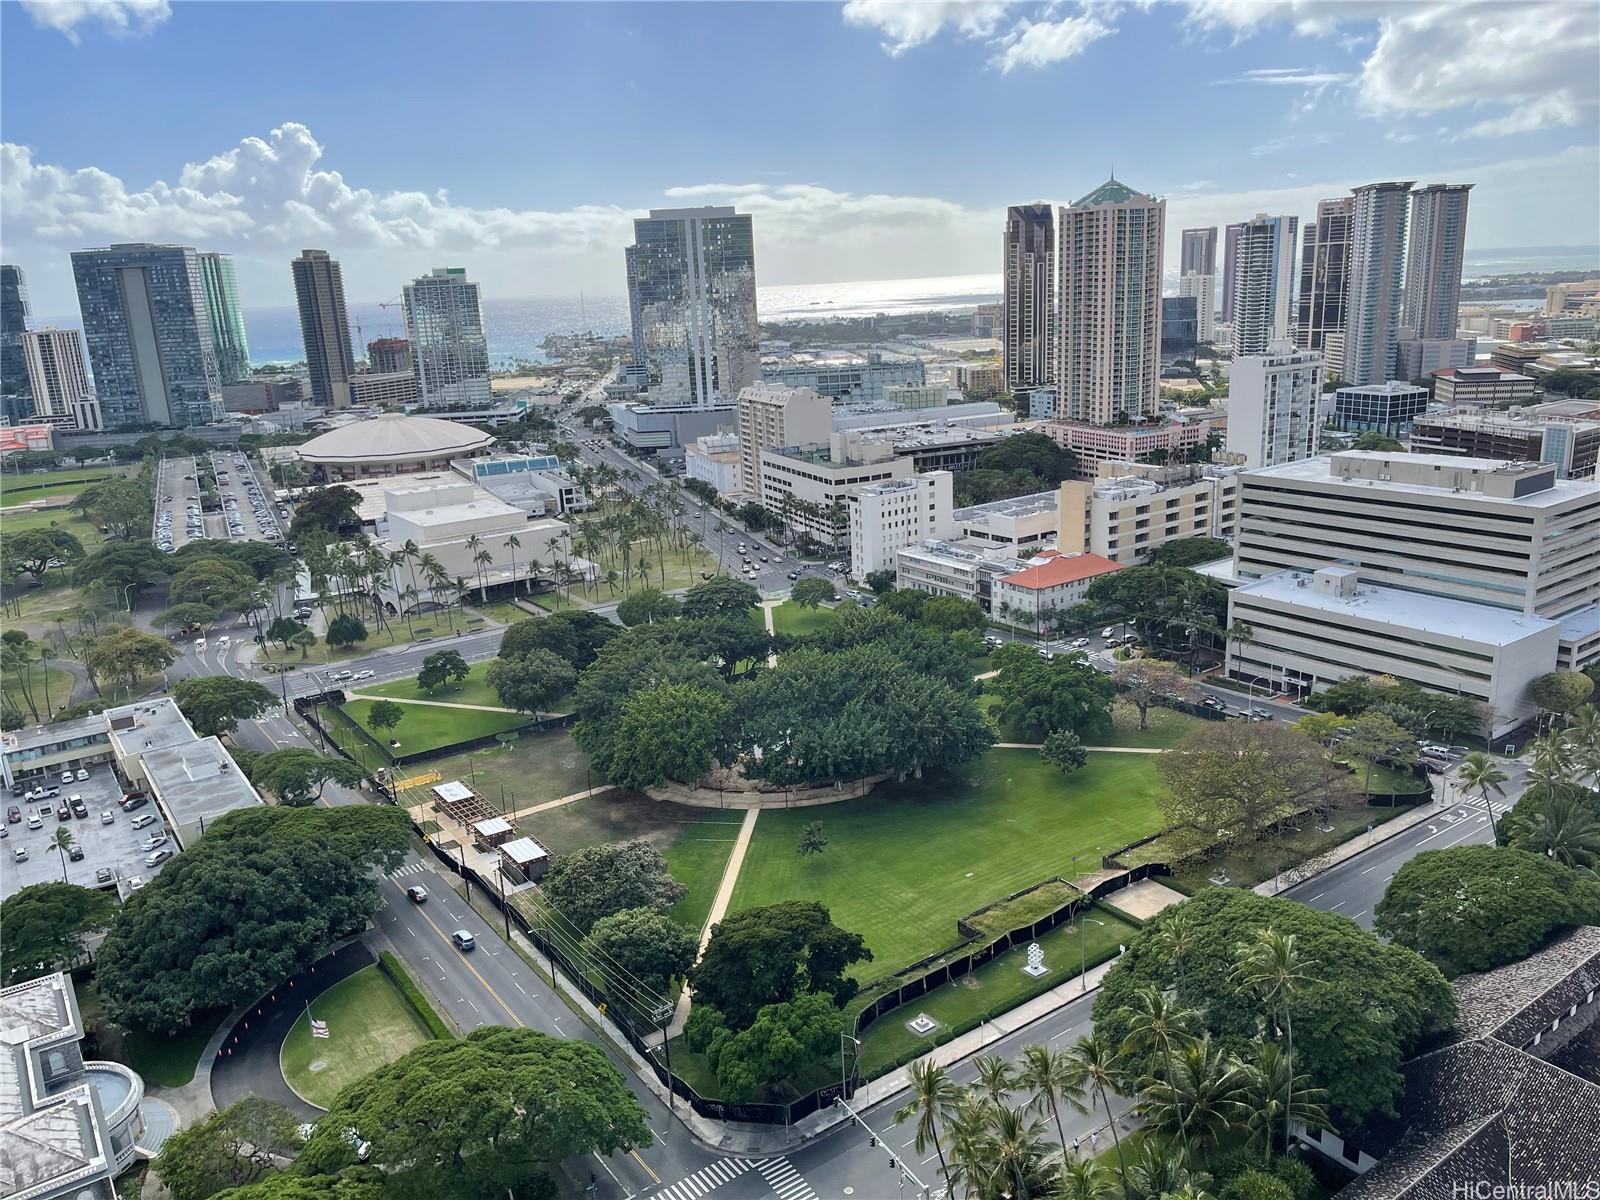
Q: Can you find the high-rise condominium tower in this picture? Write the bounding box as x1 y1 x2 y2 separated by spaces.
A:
71 243 222 427
22 328 100 429
1342 182 1414 385
1229 214 1299 357
1295 197 1353 354
1 264 32 403
1003 204 1055 391
1181 227 1217 276
1055 179 1165 424
403 267 492 408
292 250 357 409
197 252 251 385
625 206 757 408
1221 221 1246 325
1403 184 1473 340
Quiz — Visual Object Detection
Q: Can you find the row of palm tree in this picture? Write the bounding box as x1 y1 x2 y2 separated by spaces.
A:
895 926 1328 1199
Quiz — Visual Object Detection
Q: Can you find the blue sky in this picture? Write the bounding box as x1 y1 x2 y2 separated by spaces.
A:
3 0 1596 312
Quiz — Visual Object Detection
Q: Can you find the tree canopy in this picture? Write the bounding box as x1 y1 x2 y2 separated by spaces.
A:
2 527 86 584
248 748 366 806
97 806 409 1031
537 839 685 934
83 626 178 692
990 643 1115 741
1094 889 1455 1127
1078 566 1229 661
297 1027 650 1200
1375 844 1600 973
681 575 762 620
486 648 576 717
172 676 279 737
325 613 368 648
789 576 837 609
616 587 682 626
74 539 172 597
288 485 362 540
498 609 618 668
583 906 698 997
154 1098 303 1200
1111 658 1199 729
1304 673 1485 738
690 900 871 1028
1530 670 1596 715
1151 537 1233 568
692 991 844 1102
0 882 118 984
608 681 730 791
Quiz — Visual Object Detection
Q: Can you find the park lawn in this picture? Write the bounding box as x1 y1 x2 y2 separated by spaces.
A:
2 661 76 723
419 727 599 812
769 600 838 637
359 660 509 710
0 504 109 556
280 965 434 1109
854 905 1139 1076
726 748 1166 982
340 697 530 756
0 466 133 500
512 790 741 933
1335 754 1428 796
1096 703 1207 749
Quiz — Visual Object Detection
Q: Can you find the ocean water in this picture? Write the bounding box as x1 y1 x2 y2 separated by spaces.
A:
40 246 1598 368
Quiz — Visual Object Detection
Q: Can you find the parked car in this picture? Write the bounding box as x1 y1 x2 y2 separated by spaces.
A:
27 813 42 830
6 806 19 824
127 876 145 891
75 768 88 782
68 845 85 861
1101 627 1116 639
144 849 173 867
407 885 428 903
123 795 149 813
100 810 115 825
60 770 74 785
70 797 88 818
13 846 27 862
95 866 114 884
451 930 476 952
141 834 168 851
56 804 71 820
130 813 157 830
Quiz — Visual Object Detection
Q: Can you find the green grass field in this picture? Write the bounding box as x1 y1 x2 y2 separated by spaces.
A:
75 983 225 1089
514 790 741 933
2 662 76 723
1336 754 1428 795
280 965 434 1109
726 748 1166 982
414 727 599 812
340 697 530 756
359 660 508 710
769 600 838 637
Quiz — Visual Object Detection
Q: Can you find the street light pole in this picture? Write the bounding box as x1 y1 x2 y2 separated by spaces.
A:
840 1031 860 1099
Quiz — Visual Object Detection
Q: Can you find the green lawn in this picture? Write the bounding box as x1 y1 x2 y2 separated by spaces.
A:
280 965 434 1109
359 660 510 710
75 982 223 1089
417 727 599 812
1335 754 1428 796
2 661 76 723
513 790 741 933
340 697 530 756
726 748 1166 982
769 600 838 637
0 466 133 500
855 905 1139 1076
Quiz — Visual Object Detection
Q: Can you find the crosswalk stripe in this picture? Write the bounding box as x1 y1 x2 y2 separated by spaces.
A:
649 1157 759 1200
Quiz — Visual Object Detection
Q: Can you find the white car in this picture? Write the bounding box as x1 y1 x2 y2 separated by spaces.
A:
194 638 207 651
1101 627 1117 639
1421 743 1451 757
219 636 231 648
141 834 169 851
130 813 157 830
60 770 74 785
100 810 115 825
75 769 88 782
127 876 146 892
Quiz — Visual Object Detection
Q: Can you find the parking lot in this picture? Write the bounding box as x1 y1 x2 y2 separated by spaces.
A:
153 455 206 552
210 450 285 545
4 767 174 901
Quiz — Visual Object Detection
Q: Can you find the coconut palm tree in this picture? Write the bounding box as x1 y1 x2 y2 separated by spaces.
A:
1242 1041 1329 1164
1118 986 1202 1162
1137 1034 1252 1160
1016 1043 1087 1161
973 1053 1018 1106
1526 790 1600 869
503 534 522 597
1564 704 1599 762
1057 1158 1118 1200
1126 1138 1214 1200
1230 928 1317 1154
473 548 494 605
961 1102 1058 1200
1064 1032 1132 1195
49 827 75 883
1456 750 1509 839
1151 904 1199 974
894 1061 961 1192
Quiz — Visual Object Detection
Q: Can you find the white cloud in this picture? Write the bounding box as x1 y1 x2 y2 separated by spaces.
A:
841 0 1014 55
1228 67 1353 87
992 13 1112 71
19 0 170 42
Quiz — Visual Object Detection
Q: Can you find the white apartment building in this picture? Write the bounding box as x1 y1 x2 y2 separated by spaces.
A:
1227 341 1325 468
1179 272 1216 344
954 490 1059 550
402 267 492 407
1431 367 1536 408
1229 566 1560 737
378 479 569 609
735 382 830 502
1055 178 1165 424
991 549 1126 627
1229 214 1299 357
1056 461 1242 564
848 471 955 579
759 439 913 543
685 431 742 494
347 369 422 409
21 327 101 430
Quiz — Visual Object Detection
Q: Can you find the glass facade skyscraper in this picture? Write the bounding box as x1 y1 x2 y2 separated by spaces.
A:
402 267 491 408
1403 184 1473 341
625 207 757 408
292 249 357 409
1003 204 1055 391
198 252 251 384
71 243 222 428
1295 197 1353 354
1343 181 1414 386
1229 213 1299 357
1 264 32 407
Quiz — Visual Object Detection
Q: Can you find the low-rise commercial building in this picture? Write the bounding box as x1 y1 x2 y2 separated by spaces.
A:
608 401 734 452
759 439 913 543
847 471 955 580
952 362 1005 397
1431 365 1536 408
895 539 1024 610
953 490 1059 550
1 971 148 1198
684 432 741 495
833 420 1004 474
832 400 1012 434
1043 420 1211 477
1407 407 1600 480
1394 336 1476 381
991 549 1125 627
1332 380 1430 434
453 453 588 516
882 382 952 410
1056 461 1242 564
346 370 422 409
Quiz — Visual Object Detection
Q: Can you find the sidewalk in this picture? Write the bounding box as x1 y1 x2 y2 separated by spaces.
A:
1252 783 1453 896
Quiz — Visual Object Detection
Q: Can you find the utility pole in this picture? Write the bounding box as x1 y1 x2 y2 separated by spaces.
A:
834 1097 930 1198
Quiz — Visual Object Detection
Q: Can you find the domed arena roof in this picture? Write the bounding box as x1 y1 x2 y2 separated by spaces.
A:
298 413 494 465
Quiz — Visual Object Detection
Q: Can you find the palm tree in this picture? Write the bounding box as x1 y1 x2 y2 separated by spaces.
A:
49 827 75 883
1564 704 1599 760
973 1053 1018 1106
1230 928 1317 1154
1064 1032 1132 1195
1151 904 1199 974
1118 986 1202 1162
1526 790 1600 868
1456 750 1509 839
602 568 621 597
1016 1043 1086 1161
894 1061 961 1192
1057 1158 1117 1200
1138 1034 1252 1160
503 534 522 597
473 548 494 605
1126 1137 1213 1200
1242 1041 1329 1164
976 1102 1058 1200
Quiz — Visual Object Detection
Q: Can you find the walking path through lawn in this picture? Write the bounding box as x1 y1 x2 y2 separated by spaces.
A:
993 742 1162 753
502 784 614 822
660 807 761 1039
343 691 520 714
758 601 779 665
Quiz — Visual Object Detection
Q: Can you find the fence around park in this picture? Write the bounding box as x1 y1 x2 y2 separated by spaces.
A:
295 690 562 769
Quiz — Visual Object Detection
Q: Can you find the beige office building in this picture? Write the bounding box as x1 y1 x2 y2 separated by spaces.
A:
1057 461 1242 564
735 382 829 502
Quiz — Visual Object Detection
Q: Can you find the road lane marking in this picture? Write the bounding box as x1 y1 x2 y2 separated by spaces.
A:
403 895 523 1024
1330 900 1346 909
